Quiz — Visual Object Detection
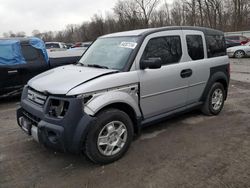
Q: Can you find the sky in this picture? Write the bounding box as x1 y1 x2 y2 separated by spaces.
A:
0 0 117 36
0 0 173 36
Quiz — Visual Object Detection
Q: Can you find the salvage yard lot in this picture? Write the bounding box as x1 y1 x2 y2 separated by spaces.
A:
1 59 250 188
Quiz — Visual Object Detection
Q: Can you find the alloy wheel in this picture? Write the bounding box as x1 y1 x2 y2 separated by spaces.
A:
97 121 128 156
235 51 245 58
211 88 223 111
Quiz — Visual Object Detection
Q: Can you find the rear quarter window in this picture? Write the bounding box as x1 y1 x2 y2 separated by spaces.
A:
206 35 226 58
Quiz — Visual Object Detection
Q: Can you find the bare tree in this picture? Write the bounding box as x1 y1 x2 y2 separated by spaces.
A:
197 0 204 26
171 0 183 25
114 0 142 30
134 0 160 27
32 30 42 38
21 0 250 43
184 0 196 26
151 1 171 27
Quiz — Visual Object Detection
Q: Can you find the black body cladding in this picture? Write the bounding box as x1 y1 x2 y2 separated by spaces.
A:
200 64 230 102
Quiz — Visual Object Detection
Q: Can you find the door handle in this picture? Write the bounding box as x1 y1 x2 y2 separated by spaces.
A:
8 70 18 74
180 69 192 78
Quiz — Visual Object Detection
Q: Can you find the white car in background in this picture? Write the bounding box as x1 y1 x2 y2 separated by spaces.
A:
45 42 68 52
227 42 250 58
47 47 86 58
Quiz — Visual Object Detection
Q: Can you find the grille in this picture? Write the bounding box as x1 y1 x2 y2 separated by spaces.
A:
27 88 47 106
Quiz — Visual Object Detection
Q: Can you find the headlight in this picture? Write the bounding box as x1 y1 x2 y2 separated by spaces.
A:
48 99 69 118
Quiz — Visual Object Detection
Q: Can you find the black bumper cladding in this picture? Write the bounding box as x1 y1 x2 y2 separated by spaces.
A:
16 86 96 153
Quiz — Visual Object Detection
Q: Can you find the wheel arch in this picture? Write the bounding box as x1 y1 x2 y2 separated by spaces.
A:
200 70 229 102
94 102 141 135
83 90 142 135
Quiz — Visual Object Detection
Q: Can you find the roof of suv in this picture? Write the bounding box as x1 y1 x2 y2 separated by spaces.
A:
101 26 224 38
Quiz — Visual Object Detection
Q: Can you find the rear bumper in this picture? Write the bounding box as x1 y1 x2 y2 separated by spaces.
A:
16 86 96 153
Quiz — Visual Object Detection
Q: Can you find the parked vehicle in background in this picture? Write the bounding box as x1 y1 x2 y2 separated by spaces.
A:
0 38 49 97
45 42 67 52
225 39 241 48
71 42 92 49
65 43 74 49
227 41 250 58
0 38 79 97
47 47 84 62
46 42 89 66
17 26 229 164
225 35 250 45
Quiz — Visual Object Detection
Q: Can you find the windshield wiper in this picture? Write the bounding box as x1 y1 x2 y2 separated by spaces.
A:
75 62 109 69
85 64 109 69
75 62 83 66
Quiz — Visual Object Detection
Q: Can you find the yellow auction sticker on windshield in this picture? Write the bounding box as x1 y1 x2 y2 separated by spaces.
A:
119 42 137 49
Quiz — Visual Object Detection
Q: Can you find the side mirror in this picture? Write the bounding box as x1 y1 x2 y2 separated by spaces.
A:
140 58 162 69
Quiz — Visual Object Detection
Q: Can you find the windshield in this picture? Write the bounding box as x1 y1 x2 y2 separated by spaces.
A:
78 37 139 70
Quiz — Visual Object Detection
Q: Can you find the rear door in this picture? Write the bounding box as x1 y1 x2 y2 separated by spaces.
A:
182 30 210 104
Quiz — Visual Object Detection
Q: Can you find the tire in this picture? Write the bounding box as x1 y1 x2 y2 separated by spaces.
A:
234 50 245 58
84 108 134 164
201 82 225 116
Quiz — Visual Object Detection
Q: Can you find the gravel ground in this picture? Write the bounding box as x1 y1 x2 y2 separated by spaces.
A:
1 58 250 188
230 58 250 83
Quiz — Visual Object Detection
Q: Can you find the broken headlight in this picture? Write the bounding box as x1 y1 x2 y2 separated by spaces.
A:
47 99 69 118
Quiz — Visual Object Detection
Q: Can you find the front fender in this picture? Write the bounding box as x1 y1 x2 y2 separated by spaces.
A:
84 89 141 117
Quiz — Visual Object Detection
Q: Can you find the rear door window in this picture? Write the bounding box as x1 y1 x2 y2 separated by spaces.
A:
142 36 182 65
186 35 204 60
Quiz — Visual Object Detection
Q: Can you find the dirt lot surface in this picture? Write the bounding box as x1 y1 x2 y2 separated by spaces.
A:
1 59 250 188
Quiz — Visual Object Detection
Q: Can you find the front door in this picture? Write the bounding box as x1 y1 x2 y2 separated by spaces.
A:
136 30 190 119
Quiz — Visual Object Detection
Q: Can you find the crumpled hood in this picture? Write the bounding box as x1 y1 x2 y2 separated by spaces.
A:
28 65 117 95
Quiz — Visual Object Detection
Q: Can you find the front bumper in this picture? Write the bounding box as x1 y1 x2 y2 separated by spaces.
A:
227 52 234 58
16 86 96 153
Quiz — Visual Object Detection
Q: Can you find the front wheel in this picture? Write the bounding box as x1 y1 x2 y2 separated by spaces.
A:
84 108 134 164
234 50 245 58
201 82 225 116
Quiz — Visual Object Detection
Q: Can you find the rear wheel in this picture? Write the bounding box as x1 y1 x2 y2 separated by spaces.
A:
201 82 225 116
234 50 245 58
84 108 134 164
